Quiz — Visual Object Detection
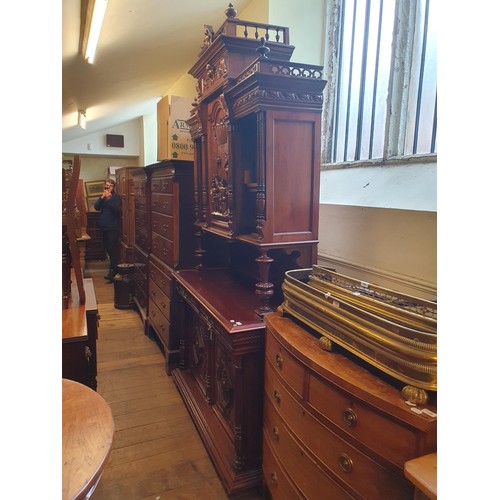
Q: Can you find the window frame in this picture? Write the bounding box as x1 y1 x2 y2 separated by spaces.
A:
321 0 437 168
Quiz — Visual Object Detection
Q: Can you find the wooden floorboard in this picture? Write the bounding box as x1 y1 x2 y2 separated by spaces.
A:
86 262 239 500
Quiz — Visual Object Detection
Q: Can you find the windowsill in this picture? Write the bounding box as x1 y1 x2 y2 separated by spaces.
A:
321 153 437 171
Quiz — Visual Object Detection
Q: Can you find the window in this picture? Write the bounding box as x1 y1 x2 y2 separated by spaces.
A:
321 0 437 165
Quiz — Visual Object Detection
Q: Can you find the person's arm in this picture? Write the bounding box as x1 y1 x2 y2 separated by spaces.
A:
94 196 105 211
107 193 122 214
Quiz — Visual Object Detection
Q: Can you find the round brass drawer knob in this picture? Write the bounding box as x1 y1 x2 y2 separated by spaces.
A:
343 407 358 427
273 389 281 405
338 453 353 473
275 353 283 369
272 426 279 440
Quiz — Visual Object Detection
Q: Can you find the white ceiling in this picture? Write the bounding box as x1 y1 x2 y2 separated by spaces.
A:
62 0 253 144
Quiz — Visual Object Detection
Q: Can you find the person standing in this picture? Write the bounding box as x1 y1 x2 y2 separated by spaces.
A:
94 179 122 282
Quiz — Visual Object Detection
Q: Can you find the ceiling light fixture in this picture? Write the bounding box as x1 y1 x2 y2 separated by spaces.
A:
78 110 87 129
82 0 108 64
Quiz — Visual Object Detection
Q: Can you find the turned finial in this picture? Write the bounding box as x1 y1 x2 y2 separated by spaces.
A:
225 3 237 18
256 37 270 58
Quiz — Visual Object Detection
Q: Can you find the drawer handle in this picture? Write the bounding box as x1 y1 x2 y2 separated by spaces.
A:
270 471 278 484
275 353 283 369
272 426 279 440
273 389 281 405
338 453 353 473
85 346 92 365
163 223 169 231
343 408 358 428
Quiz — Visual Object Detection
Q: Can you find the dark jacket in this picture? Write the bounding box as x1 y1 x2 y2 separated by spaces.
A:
94 192 122 231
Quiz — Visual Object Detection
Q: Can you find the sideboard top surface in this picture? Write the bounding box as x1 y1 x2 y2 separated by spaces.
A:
174 268 265 333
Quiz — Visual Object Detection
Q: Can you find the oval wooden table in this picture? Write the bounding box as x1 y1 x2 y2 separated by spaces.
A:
62 379 114 500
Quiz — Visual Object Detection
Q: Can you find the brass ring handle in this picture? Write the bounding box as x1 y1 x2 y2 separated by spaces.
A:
270 471 278 484
275 353 283 369
343 408 358 427
273 389 281 405
272 426 279 440
338 453 353 473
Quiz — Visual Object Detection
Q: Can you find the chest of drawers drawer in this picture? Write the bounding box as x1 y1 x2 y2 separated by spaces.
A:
149 257 173 297
134 196 147 212
264 391 354 500
264 362 412 499
262 434 301 500
151 193 173 215
149 279 171 320
265 328 305 399
151 174 174 194
151 232 174 267
307 371 419 468
135 209 148 233
151 212 174 241
148 298 170 343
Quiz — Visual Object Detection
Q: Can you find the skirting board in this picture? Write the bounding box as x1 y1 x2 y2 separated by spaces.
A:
317 253 437 302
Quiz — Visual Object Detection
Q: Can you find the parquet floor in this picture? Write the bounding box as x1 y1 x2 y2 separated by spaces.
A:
86 261 245 500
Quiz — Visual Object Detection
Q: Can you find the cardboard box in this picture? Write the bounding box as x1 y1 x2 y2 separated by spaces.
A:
157 95 194 161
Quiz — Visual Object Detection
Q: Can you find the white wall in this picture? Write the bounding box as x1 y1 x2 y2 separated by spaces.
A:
320 160 437 211
318 204 437 300
62 119 142 156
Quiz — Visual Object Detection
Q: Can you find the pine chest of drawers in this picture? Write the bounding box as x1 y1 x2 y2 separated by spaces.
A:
262 313 437 499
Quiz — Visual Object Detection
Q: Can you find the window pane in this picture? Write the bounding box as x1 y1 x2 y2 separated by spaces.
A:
333 0 394 162
405 0 437 154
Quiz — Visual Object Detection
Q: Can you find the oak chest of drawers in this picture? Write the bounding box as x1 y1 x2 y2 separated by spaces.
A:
146 161 194 373
263 313 437 500
132 168 150 325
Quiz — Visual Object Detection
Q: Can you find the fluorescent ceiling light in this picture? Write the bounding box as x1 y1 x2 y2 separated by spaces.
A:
82 0 108 64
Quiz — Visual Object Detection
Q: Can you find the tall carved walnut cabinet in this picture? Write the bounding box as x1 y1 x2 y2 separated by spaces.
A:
171 6 326 497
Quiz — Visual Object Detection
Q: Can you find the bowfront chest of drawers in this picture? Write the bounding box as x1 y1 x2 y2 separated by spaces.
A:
147 161 194 373
262 313 437 500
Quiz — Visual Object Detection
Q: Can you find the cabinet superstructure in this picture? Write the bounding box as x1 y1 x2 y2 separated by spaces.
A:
186 8 326 314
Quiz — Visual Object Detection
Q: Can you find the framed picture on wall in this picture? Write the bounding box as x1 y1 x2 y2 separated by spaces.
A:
86 196 100 212
85 180 105 197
